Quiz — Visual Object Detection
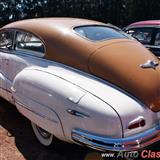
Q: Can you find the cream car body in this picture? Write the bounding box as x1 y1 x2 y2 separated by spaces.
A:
0 18 160 152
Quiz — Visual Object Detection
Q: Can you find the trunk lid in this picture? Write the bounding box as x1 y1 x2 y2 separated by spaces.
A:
89 39 160 112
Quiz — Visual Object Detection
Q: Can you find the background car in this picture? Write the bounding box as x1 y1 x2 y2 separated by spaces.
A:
0 18 160 152
124 20 160 57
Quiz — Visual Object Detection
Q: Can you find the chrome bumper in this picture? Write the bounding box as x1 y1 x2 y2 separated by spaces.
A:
72 124 160 151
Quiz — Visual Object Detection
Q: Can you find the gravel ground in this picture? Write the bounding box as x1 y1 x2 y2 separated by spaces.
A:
0 97 160 160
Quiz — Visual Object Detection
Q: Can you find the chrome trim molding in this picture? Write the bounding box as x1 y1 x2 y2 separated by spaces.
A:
67 109 90 118
11 86 16 93
72 124 160 151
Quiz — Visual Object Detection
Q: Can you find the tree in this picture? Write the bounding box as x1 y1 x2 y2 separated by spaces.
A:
0 0 160 27
125 0 160 25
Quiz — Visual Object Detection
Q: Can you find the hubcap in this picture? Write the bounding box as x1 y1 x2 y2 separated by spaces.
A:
36 126 51 139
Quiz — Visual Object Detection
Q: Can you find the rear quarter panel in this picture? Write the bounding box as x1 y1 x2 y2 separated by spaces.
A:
12 67 122 142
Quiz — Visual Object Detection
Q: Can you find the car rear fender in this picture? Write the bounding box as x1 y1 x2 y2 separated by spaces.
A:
11 68 83 141
11 67 122 142
32 63 160 138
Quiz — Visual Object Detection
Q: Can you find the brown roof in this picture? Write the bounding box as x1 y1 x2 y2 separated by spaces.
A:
3 17 105 30
3 18 106 72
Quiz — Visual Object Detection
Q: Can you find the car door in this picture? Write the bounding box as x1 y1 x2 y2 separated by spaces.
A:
0 30 14 101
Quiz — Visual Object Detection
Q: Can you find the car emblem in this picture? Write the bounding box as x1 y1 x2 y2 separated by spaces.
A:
140 60 159 69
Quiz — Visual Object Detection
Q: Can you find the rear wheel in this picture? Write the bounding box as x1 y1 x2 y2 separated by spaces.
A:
31 121 53 146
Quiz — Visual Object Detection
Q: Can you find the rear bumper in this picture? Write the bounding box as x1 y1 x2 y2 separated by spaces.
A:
71 124 160 151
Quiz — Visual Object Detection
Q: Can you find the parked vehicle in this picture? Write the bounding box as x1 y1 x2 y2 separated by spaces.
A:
0 18 160 152
124 20 160 57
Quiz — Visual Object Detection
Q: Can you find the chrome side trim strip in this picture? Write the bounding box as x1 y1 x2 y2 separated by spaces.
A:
72 124 160 151
67 109 90 118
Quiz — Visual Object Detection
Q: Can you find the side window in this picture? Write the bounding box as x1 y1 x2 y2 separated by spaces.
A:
15 31 45 57
126 28 153 45
0 31 13 50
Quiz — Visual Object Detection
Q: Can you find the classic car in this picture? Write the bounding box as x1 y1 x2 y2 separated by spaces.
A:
0 18 160 152
124 20 160 57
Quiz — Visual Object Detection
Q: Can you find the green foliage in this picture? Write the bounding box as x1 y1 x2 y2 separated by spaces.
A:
125 0 160 24
0 0 160 27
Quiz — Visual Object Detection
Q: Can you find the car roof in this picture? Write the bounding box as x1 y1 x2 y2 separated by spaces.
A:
3 17 105 32
2 18 108 72
2 18 107 49
128 20 160 27
2 17 106 56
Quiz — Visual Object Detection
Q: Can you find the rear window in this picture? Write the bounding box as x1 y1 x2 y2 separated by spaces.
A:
74 25 127 41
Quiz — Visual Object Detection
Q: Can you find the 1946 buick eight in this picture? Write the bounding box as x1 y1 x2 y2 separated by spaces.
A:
0 18 160 152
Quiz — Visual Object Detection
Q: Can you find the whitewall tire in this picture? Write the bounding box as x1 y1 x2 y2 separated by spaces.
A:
31 122 53 146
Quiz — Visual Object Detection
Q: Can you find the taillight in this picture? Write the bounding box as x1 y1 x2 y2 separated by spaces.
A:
127 117 146 130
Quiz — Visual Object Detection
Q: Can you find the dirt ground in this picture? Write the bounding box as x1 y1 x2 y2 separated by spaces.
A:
0 97 160 160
